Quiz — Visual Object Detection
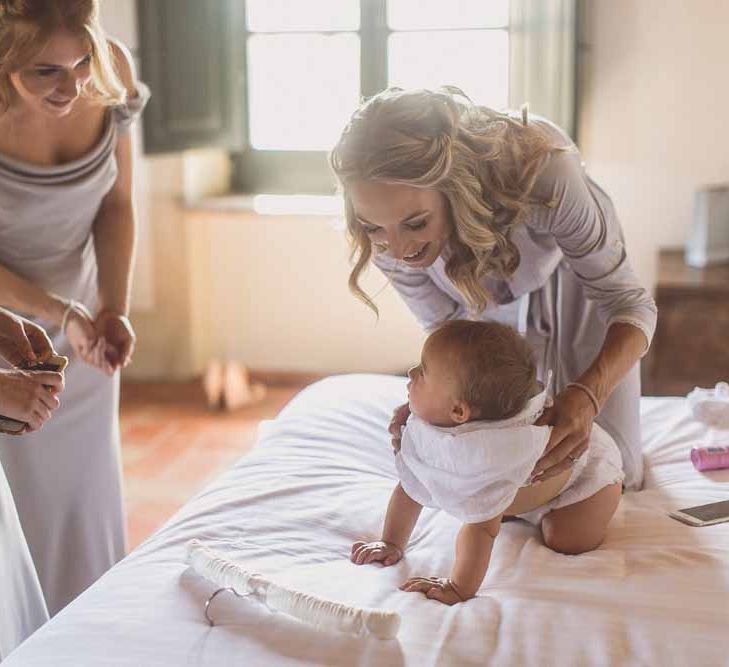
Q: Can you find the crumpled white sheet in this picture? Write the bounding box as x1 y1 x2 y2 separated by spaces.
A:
5 375 729 667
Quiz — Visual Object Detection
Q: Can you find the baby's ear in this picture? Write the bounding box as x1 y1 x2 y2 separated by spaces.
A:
450 400 471 424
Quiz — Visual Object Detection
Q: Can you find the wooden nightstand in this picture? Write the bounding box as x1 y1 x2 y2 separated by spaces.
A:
642 249 729 396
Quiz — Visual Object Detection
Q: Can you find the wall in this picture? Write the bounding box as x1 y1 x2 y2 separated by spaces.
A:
578 0 729 287
184 208 425 375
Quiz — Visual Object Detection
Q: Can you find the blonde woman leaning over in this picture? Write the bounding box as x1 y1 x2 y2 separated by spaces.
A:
0 0 149 614
331 87 656 507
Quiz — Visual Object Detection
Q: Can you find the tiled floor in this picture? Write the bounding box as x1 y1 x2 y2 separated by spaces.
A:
119 379 307 550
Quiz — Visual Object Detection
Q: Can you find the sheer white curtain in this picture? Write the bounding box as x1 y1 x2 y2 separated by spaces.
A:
509 0 578 137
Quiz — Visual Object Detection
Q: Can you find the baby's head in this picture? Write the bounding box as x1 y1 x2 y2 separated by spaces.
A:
407 320 539 427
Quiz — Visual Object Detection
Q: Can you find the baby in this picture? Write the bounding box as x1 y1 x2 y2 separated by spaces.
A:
351 320 624 605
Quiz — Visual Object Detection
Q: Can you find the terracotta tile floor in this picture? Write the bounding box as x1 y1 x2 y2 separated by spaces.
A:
119 379 308 551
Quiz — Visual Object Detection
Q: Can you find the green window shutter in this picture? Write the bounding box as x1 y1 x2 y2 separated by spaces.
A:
137 0 244 153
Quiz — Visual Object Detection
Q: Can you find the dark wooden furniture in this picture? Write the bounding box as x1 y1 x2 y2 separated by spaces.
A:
642 249 729 396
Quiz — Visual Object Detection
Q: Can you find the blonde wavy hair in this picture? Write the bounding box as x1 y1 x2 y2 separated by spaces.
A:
0 0 126 113
330 87 569 314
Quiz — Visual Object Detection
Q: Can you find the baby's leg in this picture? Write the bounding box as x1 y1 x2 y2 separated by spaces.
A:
541 482 621 555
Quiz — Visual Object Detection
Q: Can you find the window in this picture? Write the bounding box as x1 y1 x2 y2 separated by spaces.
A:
245 1 361 151
139 1 577 187
387 0 509 109
234 0 511 193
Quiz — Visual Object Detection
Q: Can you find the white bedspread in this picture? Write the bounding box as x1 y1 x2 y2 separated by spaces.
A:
6 375 729 666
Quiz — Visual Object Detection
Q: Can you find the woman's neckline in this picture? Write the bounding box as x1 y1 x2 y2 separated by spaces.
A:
0 108 113 174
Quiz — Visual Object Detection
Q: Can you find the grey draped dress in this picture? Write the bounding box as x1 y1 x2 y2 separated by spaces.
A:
374 117 657 491
0 84 150 616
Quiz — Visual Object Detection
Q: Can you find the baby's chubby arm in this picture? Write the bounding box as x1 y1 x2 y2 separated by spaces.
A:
351 483 422 566
400 514 503 605
451 515 503 598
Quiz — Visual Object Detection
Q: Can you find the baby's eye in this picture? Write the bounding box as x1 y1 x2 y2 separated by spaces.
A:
361 224 380 234
405 220 427 231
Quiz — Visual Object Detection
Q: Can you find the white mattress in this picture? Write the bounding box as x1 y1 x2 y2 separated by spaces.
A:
6 375 729 666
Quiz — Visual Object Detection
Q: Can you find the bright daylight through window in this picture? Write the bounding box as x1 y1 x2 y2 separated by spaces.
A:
245 0 510 152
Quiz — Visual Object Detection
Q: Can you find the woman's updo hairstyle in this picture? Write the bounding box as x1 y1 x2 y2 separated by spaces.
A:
0 0 125 112
331 86 567 314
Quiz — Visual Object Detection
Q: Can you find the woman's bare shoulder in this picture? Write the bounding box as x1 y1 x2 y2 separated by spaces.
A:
107 38 139 99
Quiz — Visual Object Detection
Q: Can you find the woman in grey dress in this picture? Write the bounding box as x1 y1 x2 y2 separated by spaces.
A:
0 308 62 659
0 0 148 615
331 88 656 545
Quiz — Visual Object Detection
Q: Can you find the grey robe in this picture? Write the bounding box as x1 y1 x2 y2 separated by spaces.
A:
0 84 150 615
374 117 657 490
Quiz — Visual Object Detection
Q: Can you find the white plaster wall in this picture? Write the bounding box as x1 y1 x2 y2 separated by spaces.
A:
186 210 425 374
578 0 729 287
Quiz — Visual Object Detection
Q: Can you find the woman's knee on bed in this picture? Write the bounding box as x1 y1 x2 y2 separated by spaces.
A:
541 482 622 555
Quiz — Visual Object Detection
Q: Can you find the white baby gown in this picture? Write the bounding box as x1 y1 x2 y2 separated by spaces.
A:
0 464 48 661
396 381 624 524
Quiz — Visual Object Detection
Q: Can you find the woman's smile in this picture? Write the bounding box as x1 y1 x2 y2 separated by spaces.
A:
45 96 74 109
402 242 430 264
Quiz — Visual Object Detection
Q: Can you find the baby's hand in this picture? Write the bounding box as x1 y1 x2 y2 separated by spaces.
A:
399 576 467 606
350 540 403 566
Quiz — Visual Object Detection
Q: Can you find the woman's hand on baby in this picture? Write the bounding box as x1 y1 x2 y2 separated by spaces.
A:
399 576 467 605
0 368 63 432
531 386 595 483
0 309 54 367
388 402 411 452
350 540 403 566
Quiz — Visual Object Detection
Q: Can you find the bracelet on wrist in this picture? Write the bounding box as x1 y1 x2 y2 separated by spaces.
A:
566 381 601 416
60 300 77 334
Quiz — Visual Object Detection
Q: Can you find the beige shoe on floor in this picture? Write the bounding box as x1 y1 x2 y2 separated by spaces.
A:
202 359 225 409
223 361 267 411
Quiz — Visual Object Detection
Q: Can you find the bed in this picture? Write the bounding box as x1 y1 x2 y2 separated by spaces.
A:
6 374 729 666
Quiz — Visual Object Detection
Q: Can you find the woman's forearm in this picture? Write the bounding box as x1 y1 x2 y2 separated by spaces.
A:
0 263 67 325
381 483 423 551
575 322 647 408
93 199 136 316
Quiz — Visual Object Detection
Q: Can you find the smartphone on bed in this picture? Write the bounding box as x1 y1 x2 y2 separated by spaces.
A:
669 499 729 527
0 355 68 434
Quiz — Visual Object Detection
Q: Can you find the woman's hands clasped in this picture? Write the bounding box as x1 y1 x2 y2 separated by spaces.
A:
64 302 135 375
93 310 136 373
64 301 100 368
531 385 598 483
